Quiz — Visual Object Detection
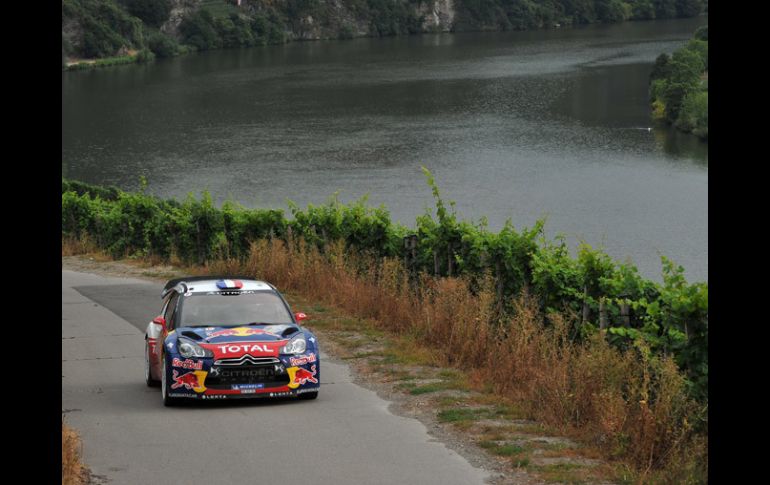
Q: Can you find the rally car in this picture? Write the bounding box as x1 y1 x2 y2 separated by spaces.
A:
144 276 320 406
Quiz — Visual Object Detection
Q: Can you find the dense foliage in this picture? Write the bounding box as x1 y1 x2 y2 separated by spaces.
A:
62 175 707 401
63 0 145 58
179 8 288 49
63 0 707 65
123 0 172 28
650 26 708 139
453 0 706 31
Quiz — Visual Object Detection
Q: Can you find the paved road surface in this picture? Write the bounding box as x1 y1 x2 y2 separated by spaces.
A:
62 270 490 485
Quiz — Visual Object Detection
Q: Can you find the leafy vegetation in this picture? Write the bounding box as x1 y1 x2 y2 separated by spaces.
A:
453 0 706 31
650 26 708 139
61 173 707 402
62 0 144 58
63 0 707 68
124 0 172 28
62 175 708 481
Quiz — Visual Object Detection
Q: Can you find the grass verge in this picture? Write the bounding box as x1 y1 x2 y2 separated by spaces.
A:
61 237 707 483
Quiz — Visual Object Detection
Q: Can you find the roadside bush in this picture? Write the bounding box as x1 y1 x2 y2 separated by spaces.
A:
201 238 707 482
62 178 120 200
61 174 707 402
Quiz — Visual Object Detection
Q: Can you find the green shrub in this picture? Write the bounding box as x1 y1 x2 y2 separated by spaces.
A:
147 32 180 58
675 90 707 139
179 8 222 50
693 25 708 41
338 25 355 40
61 176 708 400
135 48 156 63
675 0 703 18
63 0 145 58
631 0 656 19
82 16 127 57
125 0 172 28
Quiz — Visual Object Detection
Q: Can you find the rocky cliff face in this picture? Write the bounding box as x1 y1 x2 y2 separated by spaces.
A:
418 0 455 33
161 0 202 37
162 0 456 41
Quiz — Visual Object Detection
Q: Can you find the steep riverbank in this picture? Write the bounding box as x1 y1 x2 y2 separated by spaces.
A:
62 0 708 69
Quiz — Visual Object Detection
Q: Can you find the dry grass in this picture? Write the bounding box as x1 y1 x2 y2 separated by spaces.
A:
62 420 86 485
62 234 99 257
64 235 707 483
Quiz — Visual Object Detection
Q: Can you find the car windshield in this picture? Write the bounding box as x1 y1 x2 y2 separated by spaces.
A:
179 291 293 327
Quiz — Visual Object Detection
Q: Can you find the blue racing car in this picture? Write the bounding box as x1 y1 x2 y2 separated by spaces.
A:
144 276 320 406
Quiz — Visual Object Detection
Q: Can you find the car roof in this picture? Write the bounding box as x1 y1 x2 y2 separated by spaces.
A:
186 280 274 293
162 276 275 298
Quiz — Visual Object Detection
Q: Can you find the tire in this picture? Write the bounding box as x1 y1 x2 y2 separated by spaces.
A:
145 340 160 387
298 391 318 400
161 357 177 407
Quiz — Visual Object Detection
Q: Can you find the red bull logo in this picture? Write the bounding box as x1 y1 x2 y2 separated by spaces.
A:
171 370 208 393
287 365 318 389
289 353 317 366
172 358 203 370
207 327 280 339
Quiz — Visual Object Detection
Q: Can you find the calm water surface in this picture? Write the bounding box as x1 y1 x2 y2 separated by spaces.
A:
62 17 708 282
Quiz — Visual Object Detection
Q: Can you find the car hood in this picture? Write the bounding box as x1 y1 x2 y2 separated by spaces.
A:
175 325 303 360
176 324 300 344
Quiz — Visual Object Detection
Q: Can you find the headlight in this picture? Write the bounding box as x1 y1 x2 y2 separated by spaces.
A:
178 338 213 358
280 336 307 355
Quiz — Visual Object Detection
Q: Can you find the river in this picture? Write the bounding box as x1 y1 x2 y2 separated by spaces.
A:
62 16 708 282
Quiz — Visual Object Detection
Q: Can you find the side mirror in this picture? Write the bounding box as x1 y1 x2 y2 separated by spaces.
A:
152 316 167 331
294 312 308 322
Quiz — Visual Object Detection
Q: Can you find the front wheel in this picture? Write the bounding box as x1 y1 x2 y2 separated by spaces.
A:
161 357 177 407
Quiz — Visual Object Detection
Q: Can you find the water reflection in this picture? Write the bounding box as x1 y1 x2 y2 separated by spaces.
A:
62 17 708 281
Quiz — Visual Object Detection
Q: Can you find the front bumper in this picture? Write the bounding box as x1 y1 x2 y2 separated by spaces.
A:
165 353 320 399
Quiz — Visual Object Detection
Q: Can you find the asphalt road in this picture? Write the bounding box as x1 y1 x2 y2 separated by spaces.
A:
62 270 490 485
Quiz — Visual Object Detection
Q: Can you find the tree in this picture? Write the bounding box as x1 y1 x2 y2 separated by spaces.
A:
685 39 708 70
675 0 702 18
694 25 708 41
631 0 656 19
650 53 671 81
652 0 677 18
125 0 172 28
595 0 628 23
147 32 179 58
179 9 221 50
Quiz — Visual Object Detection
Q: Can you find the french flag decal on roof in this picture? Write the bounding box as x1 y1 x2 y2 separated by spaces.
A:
216 279 244 290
